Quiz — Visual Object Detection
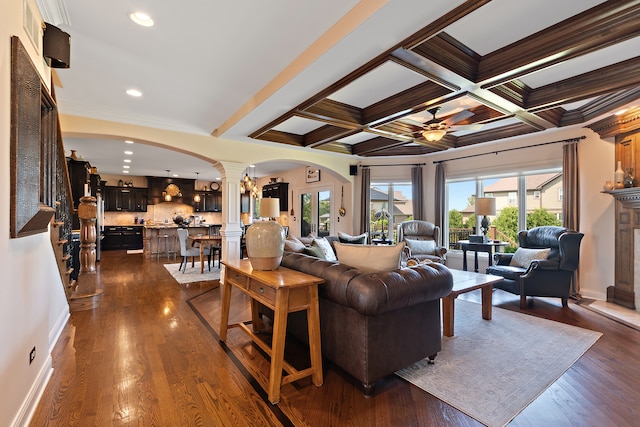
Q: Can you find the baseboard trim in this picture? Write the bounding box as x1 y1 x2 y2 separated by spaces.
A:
11 355 53 427
49 306 70 355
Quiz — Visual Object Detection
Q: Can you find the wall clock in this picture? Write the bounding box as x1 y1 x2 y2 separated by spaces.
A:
210 181 220 191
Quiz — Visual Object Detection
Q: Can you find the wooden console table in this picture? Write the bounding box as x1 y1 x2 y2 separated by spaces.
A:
220 259 324 404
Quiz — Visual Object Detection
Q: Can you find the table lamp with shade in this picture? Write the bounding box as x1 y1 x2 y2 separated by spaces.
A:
245 198 285 270
475 197 496 242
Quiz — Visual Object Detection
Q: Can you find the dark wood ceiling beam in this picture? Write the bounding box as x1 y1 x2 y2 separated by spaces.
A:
402 0 493 50
488 80 530 108
456 123 540 147
302 99 362 125
411 33 479 82
249 112 297 140
364 145 438 157
315 142 353 155
304 125 360 148
351 136 411 156
478 1 640 86
253 129 304 146
527 57 640 109
535 107 564 127
562 87 640 126
363 81 451 125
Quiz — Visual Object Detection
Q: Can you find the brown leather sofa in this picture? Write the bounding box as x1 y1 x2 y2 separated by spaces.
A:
262 250 453 395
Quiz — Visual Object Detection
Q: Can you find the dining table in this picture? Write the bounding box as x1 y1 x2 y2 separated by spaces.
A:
188 234 222 274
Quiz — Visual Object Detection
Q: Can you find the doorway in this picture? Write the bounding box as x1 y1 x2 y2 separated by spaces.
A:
299 186 333 237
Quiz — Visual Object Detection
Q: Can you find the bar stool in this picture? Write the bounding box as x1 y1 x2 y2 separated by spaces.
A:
156 233 177 260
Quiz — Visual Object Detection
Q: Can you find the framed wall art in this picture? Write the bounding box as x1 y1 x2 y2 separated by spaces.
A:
306 166 320 183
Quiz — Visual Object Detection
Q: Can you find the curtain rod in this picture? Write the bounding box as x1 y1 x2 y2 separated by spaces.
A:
432 136 586 164
359 162 426 168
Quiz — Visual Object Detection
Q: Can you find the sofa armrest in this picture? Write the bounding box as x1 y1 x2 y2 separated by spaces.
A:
494 253 513 265
434 246 447 257
346 263 453 316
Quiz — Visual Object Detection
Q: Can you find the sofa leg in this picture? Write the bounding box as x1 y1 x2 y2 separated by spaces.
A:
520 295 527 309
361 382 375 397
561 297 569 308
427 354 436 365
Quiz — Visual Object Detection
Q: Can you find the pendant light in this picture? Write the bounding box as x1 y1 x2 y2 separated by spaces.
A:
162 169 172 202
193 172 201 203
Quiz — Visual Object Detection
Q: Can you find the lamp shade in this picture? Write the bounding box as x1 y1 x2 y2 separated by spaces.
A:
475 197 496 216
260 198 280 219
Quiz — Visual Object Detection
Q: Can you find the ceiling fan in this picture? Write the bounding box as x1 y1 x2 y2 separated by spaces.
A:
408 106 485 142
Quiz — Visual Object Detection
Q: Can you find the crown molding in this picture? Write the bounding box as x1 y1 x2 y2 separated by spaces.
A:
36 0 70 26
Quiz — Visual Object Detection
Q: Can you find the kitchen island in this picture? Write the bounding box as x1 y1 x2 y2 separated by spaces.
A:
143 224 221 258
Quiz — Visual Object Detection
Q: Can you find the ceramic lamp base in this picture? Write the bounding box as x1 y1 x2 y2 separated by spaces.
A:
245 220 285 270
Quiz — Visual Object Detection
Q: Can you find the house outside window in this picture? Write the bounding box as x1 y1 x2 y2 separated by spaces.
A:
533 190 541 199
507 192 517 205
369 182 412 242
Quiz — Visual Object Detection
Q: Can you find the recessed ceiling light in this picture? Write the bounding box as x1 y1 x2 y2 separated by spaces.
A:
124 151 133 155
124 159 132 163
126 89 142 97
123 170 130 174
173 174 179 177
125 140 134 144
123 165 130 169
130 12 154 27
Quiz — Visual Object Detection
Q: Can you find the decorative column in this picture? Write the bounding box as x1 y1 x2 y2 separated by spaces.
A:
215 161 246 265
77 195 97 273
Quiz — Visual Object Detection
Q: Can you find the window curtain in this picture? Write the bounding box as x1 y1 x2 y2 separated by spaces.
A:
563 142 580 296
434 162 446 244
359 167 371 240
411 165 424 220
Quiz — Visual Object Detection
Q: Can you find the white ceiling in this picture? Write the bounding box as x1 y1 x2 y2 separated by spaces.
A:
42 0 639 181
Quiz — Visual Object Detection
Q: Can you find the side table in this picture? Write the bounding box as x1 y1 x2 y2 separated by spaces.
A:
458 240 508 272
220 259 325 404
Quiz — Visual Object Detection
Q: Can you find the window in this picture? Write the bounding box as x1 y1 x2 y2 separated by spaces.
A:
446 170 563 251
369 182 412 242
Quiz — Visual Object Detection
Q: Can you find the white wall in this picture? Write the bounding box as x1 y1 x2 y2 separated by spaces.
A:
1 0 70 425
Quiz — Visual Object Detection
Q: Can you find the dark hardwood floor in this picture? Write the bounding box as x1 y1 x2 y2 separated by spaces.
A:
30 250 640 426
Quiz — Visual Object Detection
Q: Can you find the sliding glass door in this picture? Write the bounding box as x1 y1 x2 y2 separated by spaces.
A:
300 186 332 237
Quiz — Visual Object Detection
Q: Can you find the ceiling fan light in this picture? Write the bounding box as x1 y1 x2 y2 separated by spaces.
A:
422 129 446 142
193 193 201 203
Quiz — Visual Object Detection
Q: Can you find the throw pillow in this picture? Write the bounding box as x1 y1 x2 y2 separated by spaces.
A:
298 234 315 246
313 237 338 262
405 239 436 255
509 247 551 268
303 245 326 259
284 235 305 253
334 242 405 274
338 231 368 244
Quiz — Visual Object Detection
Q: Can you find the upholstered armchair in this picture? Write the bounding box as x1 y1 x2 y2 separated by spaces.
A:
397 220 447 264
486 226 584 309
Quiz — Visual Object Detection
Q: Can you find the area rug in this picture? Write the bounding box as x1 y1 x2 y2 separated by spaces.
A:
163 262 220 284
396 300 602 427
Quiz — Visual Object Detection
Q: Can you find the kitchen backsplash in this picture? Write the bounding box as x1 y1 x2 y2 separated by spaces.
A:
104 202 222 226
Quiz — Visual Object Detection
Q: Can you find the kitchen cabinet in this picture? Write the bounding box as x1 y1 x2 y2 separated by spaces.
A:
102 226 143 250
262 182 288 212
195 190 222 212
104 186 147 212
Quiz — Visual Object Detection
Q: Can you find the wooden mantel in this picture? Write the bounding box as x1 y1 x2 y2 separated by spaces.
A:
604 188 640 209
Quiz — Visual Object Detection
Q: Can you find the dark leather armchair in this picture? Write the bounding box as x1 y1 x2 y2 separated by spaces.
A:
397 220 447 264
486 226 584 309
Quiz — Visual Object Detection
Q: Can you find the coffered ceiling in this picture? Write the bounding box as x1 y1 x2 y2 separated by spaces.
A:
249 0 640 156
46 0 640 179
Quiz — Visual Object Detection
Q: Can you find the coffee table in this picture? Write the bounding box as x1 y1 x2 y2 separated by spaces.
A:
442 269 504 337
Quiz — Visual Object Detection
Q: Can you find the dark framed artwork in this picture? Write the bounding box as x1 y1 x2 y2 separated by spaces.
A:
10 36 56 238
